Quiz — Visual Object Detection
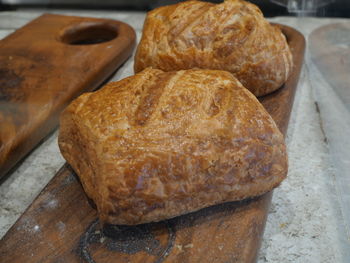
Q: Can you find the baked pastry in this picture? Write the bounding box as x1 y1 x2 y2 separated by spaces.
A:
134 0 293 97
58 68 287 225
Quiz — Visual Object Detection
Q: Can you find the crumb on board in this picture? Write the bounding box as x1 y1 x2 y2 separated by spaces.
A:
175 243 194 251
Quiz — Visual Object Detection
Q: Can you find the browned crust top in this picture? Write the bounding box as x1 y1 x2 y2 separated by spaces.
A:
134 0 293 97
59 68 287 225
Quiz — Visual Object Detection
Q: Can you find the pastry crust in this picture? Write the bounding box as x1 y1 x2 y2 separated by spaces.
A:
58 68 287 225
134 0 293 97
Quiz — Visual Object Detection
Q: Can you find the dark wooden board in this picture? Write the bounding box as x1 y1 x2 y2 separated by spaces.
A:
0 25 305 263
0 14 136 179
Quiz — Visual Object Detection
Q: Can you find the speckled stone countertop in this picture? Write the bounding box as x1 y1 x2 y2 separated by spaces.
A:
0 10 349 263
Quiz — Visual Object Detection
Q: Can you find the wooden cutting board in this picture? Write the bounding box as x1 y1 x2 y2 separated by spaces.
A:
0 24 305 263
0 14 136 179
309 22 350 111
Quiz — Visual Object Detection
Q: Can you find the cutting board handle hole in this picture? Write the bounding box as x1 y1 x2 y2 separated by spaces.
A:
60 22 118 45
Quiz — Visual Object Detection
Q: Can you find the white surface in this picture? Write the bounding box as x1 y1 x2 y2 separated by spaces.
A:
0 11 349 262
308 52 350 262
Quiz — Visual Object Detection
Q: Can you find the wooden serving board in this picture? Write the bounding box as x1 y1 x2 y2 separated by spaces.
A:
0 25 305 263
0 14 136 179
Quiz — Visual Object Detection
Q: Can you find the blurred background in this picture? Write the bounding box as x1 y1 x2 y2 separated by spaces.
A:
0 0 349 17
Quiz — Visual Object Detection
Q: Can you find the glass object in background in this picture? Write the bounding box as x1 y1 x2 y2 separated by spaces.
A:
271 0 334 16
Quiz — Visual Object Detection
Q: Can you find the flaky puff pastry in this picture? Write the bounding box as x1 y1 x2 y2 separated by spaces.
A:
58 68 287 225
134 0 293 97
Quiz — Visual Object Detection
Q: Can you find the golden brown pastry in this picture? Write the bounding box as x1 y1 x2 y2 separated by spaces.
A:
58 68 287 225
134 0 293 97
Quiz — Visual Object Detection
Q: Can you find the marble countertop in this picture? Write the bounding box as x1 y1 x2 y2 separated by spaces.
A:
0 9 349 263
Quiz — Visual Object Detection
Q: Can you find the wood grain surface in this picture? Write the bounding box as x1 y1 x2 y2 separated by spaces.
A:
0 14 136 179
0 24 305 263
